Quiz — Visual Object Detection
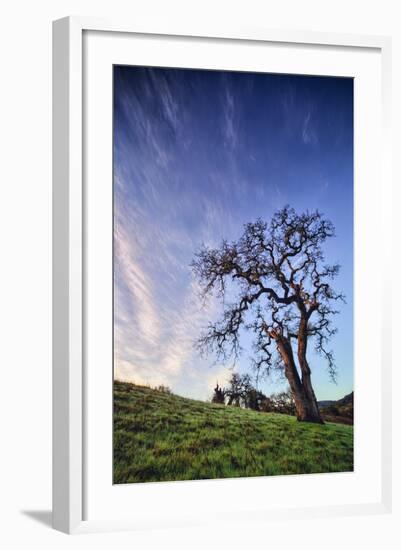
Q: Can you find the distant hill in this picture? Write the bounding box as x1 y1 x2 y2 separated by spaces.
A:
337 392 354 406
318 392 354 425
114 381 353 483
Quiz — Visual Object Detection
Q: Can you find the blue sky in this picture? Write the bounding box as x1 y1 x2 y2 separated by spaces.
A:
113 66 353 401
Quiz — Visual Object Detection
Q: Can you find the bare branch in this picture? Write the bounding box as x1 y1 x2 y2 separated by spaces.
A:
192 206 345 387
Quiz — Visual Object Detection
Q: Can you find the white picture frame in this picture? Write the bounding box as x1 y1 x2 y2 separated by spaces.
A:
52 16 392 534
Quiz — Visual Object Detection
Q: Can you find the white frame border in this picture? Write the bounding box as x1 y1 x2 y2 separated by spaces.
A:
52 16 392 534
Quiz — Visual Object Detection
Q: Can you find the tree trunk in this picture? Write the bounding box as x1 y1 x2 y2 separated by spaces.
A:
275 333 324 424
296 318 324 423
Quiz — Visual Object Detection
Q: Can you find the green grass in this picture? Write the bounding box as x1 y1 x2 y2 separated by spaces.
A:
114 381 353 484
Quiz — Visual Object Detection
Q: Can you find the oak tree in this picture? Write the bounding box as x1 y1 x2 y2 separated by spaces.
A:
192 207 344 423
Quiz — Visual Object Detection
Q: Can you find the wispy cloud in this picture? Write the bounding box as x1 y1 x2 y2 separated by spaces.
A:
222 83 238 149
281 84 318 146
114 221 220 395
113 160 234 398
302 110 318 145
114 222 160 347
113 118 224 396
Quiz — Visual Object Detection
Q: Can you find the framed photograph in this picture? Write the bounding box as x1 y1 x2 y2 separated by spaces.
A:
52 17 392 534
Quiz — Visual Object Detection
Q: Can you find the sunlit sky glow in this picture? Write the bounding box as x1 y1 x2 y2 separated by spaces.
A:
113 66 353 401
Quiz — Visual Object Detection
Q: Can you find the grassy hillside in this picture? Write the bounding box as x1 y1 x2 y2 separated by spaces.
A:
114 381 353 484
